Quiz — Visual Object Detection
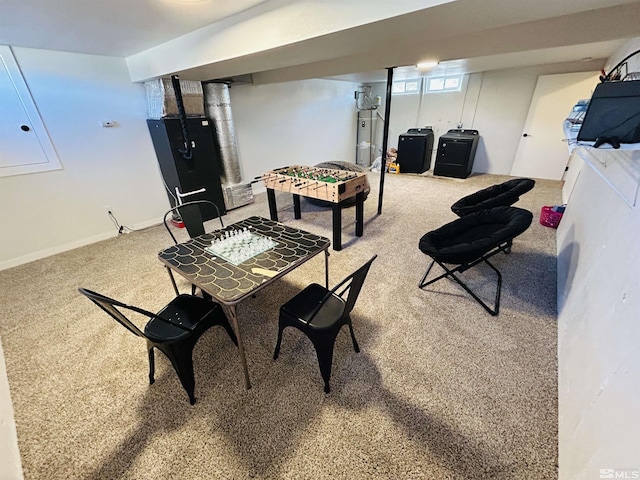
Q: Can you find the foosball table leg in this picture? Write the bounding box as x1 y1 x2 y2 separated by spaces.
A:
332 204 342 251
355 191 364 237
267 188 278 221
293 194 301 219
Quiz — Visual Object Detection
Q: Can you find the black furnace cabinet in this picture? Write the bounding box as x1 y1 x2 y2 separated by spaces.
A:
147 117 226 220
433 129 480 179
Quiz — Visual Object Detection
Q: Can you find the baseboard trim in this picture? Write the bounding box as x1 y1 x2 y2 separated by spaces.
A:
0 218 162 271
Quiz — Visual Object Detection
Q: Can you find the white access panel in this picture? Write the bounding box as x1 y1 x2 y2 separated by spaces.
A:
0 45 61 177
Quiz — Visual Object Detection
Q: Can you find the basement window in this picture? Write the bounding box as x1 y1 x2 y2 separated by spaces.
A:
392 79 422 95
425 74 462 93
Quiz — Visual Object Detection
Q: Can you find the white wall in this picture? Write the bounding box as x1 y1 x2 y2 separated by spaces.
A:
370 73 515 173
557 39 640 480
386 79 464 148
0 47 626 271
229 78 360 185
557 150 640 479
373 64 603 176
604 37 640 79
0 47 169 270
0 50 362 269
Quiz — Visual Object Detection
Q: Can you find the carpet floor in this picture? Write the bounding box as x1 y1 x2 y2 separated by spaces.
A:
0 171 561 479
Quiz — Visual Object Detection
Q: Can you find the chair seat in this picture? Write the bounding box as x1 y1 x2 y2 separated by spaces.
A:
281 283 346 329
419 206 533 264
145 294 222 342
451 178 535 216
418 207 532 315
273 255 376 392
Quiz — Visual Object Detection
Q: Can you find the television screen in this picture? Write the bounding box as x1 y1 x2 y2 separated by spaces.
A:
577 80 640 144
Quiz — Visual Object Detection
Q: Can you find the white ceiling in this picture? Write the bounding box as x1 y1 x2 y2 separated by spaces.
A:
0 0 271 57
1 0 639 84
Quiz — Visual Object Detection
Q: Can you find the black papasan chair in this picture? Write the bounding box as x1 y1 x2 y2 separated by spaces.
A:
305 161 370 208
418 206 533 316
450 177 535 217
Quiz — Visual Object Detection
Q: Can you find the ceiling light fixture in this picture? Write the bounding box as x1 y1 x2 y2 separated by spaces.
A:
416 61 439 70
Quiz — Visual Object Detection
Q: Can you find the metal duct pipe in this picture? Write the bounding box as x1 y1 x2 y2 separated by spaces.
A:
203 82 242 186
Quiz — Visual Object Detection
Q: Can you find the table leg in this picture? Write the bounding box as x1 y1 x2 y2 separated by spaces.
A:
225 304 251 390
355 191 364 237
267 188 278 221
332 204 342 251
293 194 301 219
166 267 180 296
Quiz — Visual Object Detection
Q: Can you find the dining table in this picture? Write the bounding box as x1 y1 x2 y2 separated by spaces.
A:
158 215 331 389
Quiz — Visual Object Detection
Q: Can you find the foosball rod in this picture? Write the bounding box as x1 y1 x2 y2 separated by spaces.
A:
335 173 357 181
291 166 315 178
278 175 298 185
251 173 277 184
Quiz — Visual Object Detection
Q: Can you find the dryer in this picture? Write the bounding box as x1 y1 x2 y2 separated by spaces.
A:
433 129 480 179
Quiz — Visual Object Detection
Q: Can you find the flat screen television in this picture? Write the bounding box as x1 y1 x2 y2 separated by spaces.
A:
577 80 640 144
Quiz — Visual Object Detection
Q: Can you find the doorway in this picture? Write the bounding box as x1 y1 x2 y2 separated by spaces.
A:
510 71 599 180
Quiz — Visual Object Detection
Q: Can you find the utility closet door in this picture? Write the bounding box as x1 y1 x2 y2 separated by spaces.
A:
0 45 61 177
510 72 599 180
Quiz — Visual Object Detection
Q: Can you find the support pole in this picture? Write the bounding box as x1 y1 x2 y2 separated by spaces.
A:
377 67 395 215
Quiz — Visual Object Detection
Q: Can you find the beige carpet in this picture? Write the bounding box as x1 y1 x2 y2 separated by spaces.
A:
0 171 561 480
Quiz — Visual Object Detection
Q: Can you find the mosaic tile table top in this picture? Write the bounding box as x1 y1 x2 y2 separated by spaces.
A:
158 216 330 304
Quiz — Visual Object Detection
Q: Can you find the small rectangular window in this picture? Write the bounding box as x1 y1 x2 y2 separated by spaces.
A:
392 82 406 94
444 76 460 90
405 80 420 93
428 78 445 91
425 74 463 93
392 79 422 95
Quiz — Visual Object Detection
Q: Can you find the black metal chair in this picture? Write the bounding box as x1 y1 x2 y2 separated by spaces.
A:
450 178 535 217
163 199 224 244
418 206 533 316
78 288 237 405
273 255 377 393
163 200 224 298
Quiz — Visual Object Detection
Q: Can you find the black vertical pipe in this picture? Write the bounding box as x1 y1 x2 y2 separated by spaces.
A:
171 75 193 161
377 67 395 215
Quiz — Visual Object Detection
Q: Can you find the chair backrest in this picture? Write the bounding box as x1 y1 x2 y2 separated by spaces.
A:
163 200 224 244
334 254 377 316
78 288 154 338
451 178 535 216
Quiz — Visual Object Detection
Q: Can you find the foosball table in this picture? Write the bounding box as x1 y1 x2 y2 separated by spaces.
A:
260 165 368 250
